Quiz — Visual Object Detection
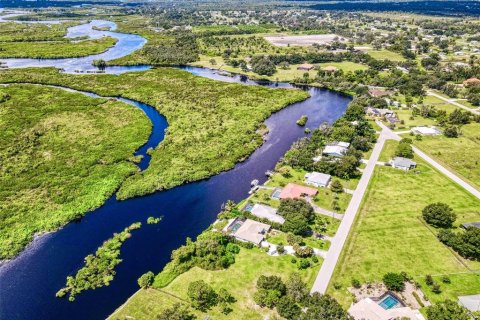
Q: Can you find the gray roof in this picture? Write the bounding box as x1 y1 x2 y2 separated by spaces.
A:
462 222 480 229
392 157 416 168
459 295 480 311
305 172 331 185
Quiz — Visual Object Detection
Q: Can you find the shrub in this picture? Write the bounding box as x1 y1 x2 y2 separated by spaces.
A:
443 126 458 138
351 278 361 289
431 283 442 294
422 203 456 228
425 274 434 286
291 257 297 264
441 275 451 284
296 115 308 126
426 300 470 320
257 275 287 295
226 243 240 254
157 303 196 320
383 272 405 291
287 233 304 246
330 179 344 193
276 296 301 320
187 280 217 311
138 271 155 288
277 245 285 254
297 259 311 269
293 245 314 258
286 273 308 304
311 255 319 263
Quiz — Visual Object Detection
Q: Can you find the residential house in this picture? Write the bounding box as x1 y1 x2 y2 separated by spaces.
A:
368 87 394 98
391 157 416 170
348 298 425 320
305 172 331 188
297 63 315 71
323 141 350 157
279 183 318 199
411 126 441 136
249 203 285 224
223 218 271 245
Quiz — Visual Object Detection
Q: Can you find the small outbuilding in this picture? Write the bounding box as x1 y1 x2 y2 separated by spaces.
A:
391 157 416 170
305 172 331 188
323 65 338 72
297 63 315 71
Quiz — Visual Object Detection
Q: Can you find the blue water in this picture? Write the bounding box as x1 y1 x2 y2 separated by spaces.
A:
0 12 351 320
379 294 400 310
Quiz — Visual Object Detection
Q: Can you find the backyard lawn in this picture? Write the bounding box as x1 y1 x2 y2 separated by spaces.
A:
328 141 480 307
109 247 321 320
411 122 480 191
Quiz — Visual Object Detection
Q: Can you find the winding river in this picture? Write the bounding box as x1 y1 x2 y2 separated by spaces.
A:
0 12 351 320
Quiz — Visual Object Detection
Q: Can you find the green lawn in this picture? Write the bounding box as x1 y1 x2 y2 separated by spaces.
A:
0 84 150 259
329 142 480 307
266 231 331 250
412 122 480 191
367 49 405 61
109 247 321 320
0 37 117 58
395 109 436 129
0 68 308 201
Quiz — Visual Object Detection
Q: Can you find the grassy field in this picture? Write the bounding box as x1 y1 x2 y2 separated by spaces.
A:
329 140 480 307
0 68 308 201
0 84 150 259
193 56 367 82
0 21 76 41
367 49 405 61
411 122 480 191
0 37 117 58
109 247 321 320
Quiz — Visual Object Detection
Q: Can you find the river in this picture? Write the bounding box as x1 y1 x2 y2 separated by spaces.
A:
0 12 351 320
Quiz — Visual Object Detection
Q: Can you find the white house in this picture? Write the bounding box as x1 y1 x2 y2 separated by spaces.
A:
323 141 350 157
224 218 271 245
411 126 441 136
250 203 285 224
391 157 416 170
305 172 331 188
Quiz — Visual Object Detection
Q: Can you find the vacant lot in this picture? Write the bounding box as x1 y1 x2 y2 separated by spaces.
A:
329 141 480 307
265 34 347 46
109 247 321 320
411 122 480 191
0 84 149 259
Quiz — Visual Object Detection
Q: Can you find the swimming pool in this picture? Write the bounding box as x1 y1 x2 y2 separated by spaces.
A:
378 294 400 310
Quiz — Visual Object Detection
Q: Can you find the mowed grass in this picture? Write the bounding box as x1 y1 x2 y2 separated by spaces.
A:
109 247 321 320
0 84 150 259
367 49 405 61
329 140 480 307
412 122 480 191
0 37 117 58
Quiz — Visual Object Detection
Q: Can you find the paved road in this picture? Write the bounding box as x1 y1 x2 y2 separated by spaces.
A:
427 90 479 115
310 131 387 294
378 121 480 200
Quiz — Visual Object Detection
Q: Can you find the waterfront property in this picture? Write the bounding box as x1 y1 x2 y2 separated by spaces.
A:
390 157 417 171
223 218 271 245
279 183 318 199
368 88 394 98
247 203 285 224
305 172 332 188
323 141 350 157
348 296 425 320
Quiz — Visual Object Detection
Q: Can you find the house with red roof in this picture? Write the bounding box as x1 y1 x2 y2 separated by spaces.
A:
279 183 318 199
